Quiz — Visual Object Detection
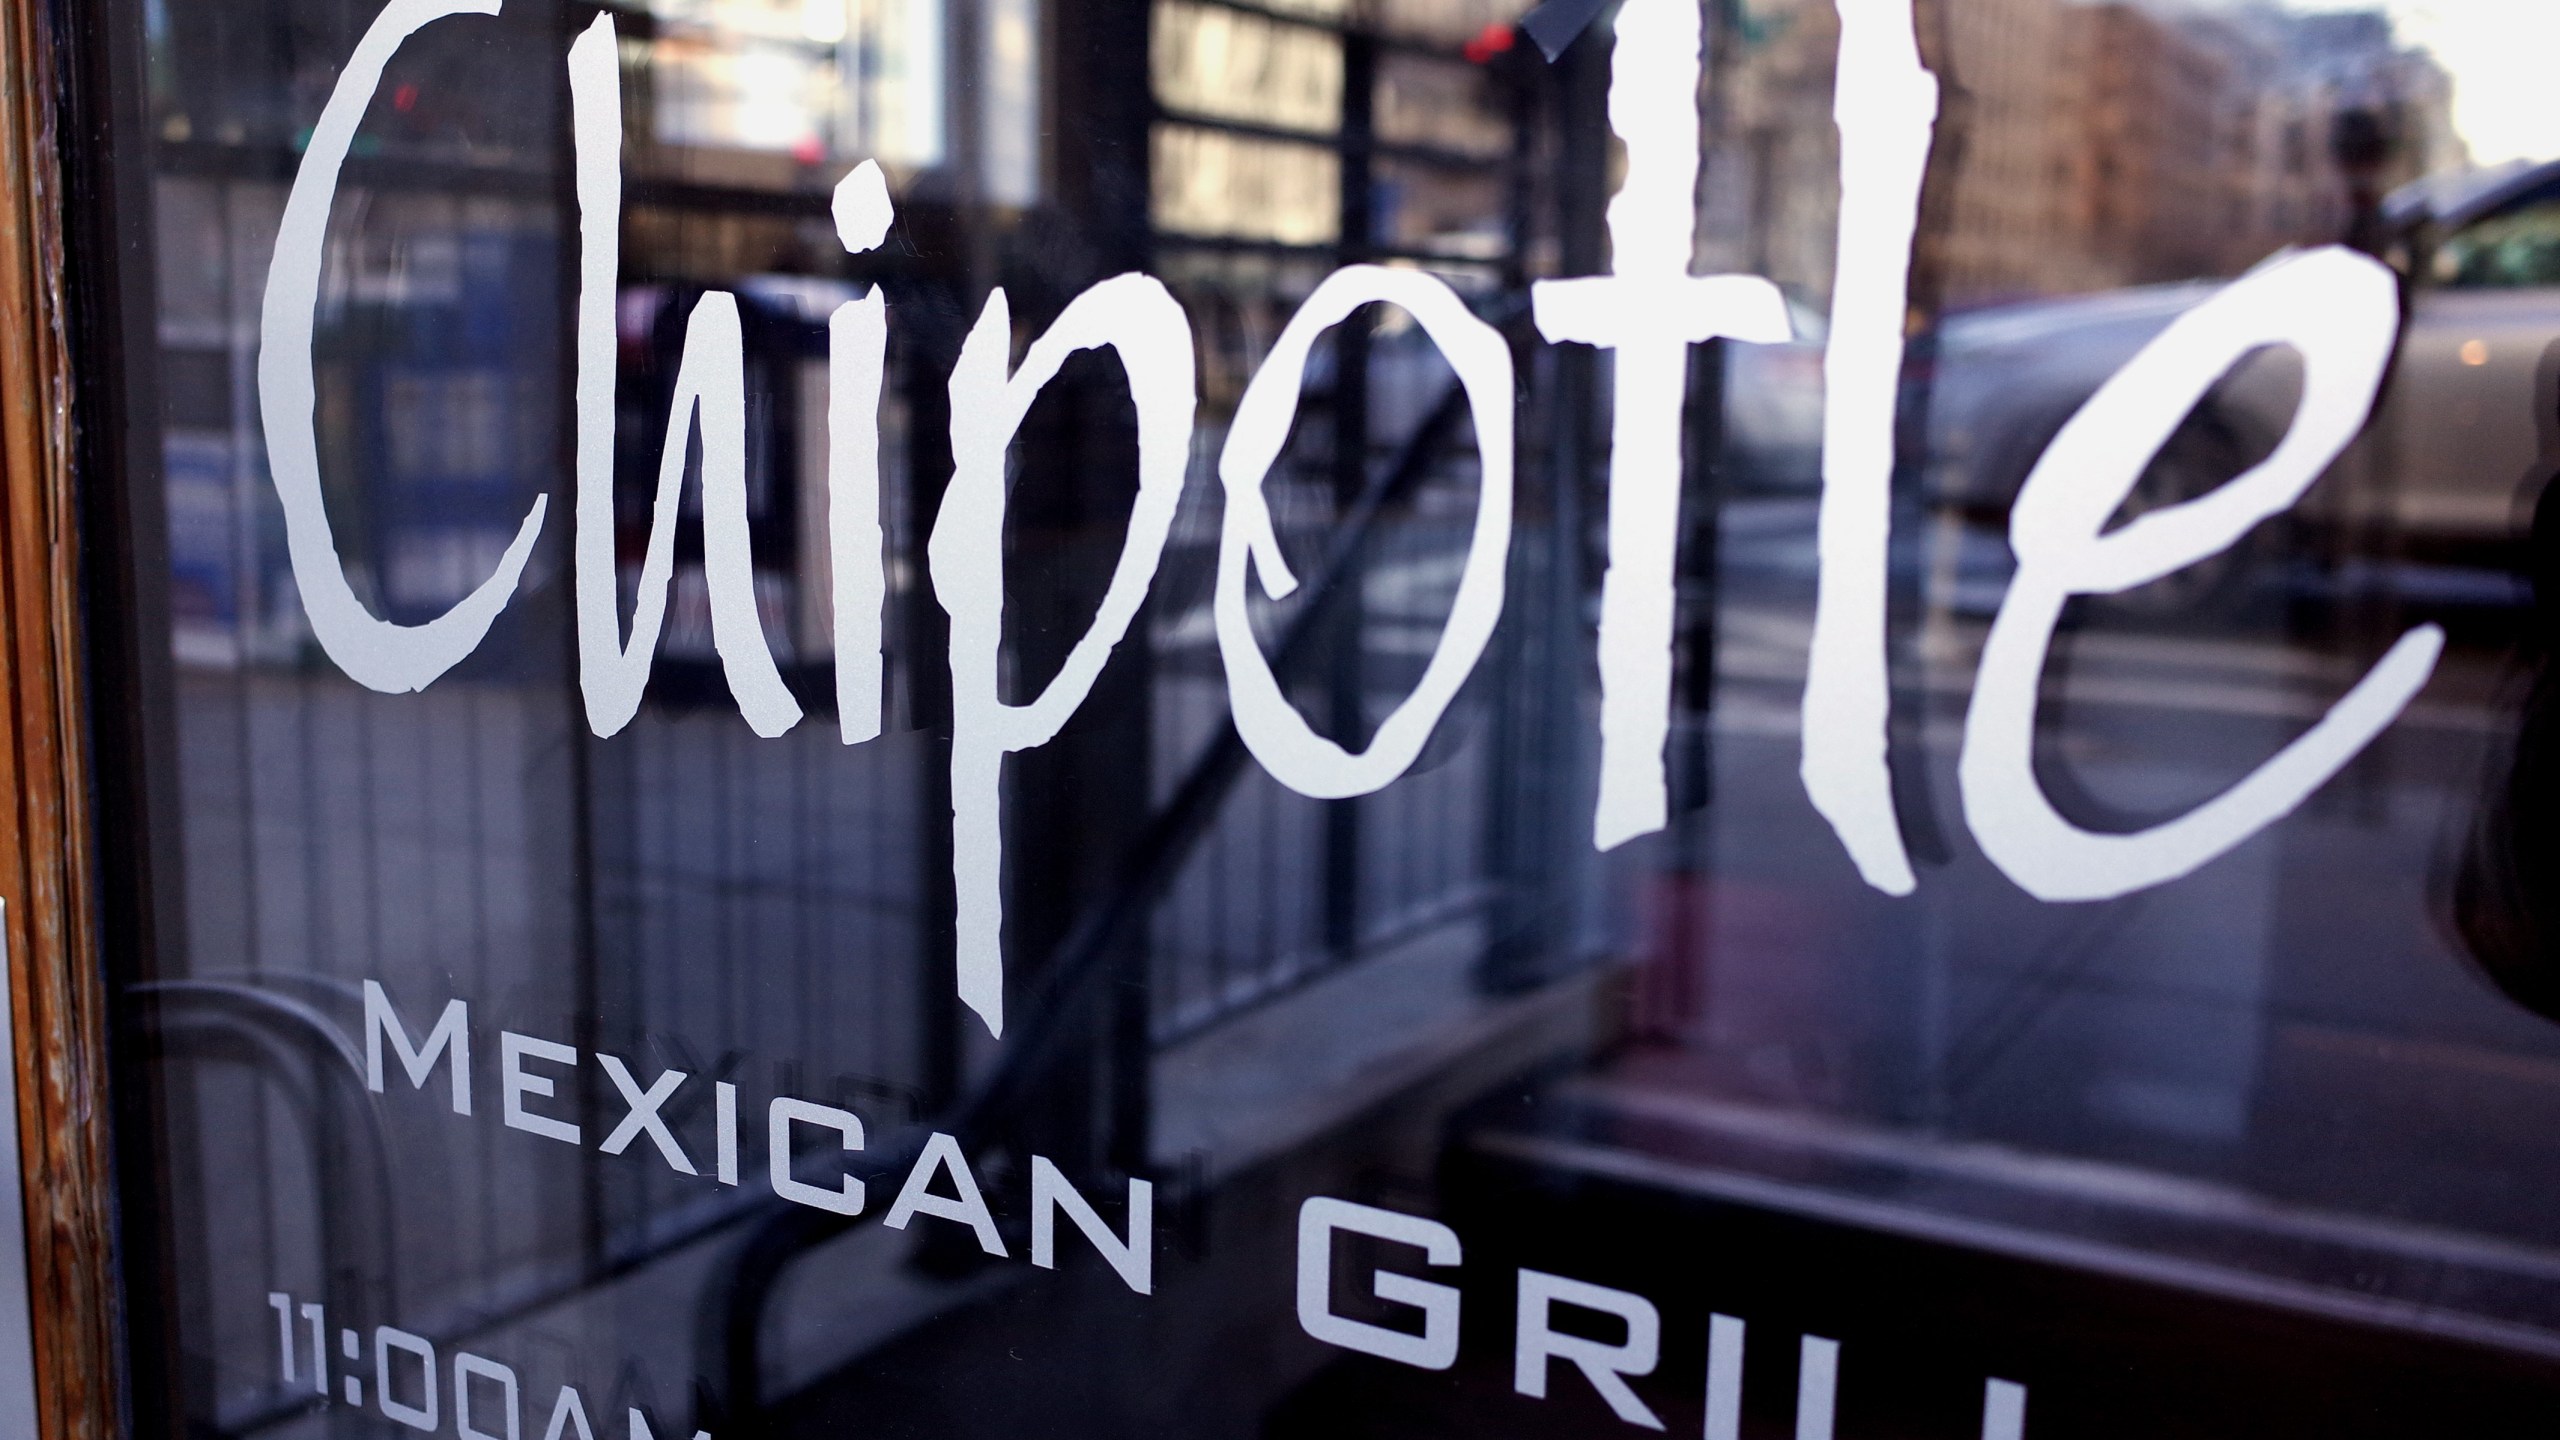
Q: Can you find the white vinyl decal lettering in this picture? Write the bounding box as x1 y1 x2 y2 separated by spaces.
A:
930 275 1196 1038
768 1096 867 1216
1532 0 1792 851
1795 1334 1841 1440
1029 1156 1154 1295
1513 1268 1665 1429
570 15 801 740
596 1054 696 1175
1959 247 2441 900
375 1326 438 1431
454 1352 520 1440
499 1032 580 1145
540 1387 595 1440
882 1130 1009 1255
1295 1197 1463 1371
258 3 2444 947
364 980 472 1116
1219 266 1515 798
259 0 548 693
831 160 895 744
1799 0 1938 896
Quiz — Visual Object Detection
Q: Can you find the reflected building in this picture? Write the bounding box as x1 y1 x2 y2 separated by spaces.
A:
2044 1 2462 292
1697 0 1843 305
1150 1 1345 248
2052 1 2245 288
1927 0 2073 307
1705 0 2471 308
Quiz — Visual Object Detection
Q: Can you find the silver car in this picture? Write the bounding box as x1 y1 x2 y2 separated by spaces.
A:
1925 159 2560 585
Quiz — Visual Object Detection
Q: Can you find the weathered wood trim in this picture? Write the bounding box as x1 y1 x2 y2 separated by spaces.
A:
0 0 123 1432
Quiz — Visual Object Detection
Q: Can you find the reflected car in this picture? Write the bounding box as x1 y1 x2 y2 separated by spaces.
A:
1720 291 1832 494
1923 158 2560 581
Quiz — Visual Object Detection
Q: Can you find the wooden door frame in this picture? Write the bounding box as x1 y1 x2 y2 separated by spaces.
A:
0 0 126 1432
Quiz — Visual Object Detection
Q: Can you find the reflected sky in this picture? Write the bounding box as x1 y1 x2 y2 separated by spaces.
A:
2280 0 2560 165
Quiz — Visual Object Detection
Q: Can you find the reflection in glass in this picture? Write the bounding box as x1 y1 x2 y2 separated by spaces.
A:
97 0 2560 1434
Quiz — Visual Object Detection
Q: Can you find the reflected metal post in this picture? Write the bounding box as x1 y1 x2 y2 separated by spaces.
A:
1323 29 1379 964
1673 0 1740 835
1488 18 1607 993
906 320 963 1115
992 0 1163 1182
1641 336 1728 1034
1047 0 1168 1182
552 0 611 1287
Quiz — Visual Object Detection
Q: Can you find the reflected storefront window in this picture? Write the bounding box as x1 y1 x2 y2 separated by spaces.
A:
64 0 2560 1435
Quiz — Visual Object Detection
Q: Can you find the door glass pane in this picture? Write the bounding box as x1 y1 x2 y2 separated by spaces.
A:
86 0 2560 1434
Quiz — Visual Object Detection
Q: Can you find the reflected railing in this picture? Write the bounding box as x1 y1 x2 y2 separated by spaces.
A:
705 298 1533 1428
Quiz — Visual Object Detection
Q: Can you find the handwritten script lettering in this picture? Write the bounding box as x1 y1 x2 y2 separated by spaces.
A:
261 0 2435 1036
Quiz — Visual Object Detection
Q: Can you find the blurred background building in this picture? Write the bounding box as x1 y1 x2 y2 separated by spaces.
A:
1699 0 2462 312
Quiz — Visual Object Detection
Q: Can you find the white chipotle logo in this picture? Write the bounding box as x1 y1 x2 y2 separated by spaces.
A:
260 0 2443 1039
